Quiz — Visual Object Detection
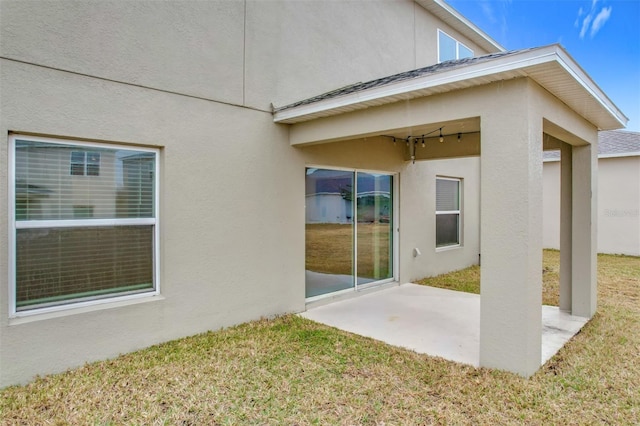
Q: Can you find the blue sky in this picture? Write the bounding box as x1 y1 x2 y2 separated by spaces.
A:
446 0 640 131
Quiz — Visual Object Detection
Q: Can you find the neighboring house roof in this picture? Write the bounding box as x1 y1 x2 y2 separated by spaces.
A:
544 130 640 161
598 130 640 158
273 44 627 131
416 0 505 54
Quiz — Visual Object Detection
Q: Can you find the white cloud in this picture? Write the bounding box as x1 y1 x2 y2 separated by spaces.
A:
579 14 593 39
574 6 584 28
480 0 497 24
577 2 612 40
591 6 612 37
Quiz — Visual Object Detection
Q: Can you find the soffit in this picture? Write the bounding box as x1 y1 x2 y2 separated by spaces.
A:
273 45 627 131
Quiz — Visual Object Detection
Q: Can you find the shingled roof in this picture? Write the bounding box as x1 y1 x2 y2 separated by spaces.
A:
544 130 640 160
274 49 532 113
273 44 626 130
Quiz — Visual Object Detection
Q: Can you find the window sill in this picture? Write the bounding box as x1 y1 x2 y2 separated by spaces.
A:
436 244 462 253
9 293 164 326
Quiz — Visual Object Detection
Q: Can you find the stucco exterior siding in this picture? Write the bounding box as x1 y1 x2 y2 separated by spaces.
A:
0 0 247 106
544 155 640 256
245 0 492 110
0 59 305 386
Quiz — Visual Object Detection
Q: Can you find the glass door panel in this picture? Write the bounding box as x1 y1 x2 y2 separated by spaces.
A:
356 173 393 286
305 168 354 298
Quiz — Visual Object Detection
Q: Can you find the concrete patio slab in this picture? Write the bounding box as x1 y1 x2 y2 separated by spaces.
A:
299 284 588 368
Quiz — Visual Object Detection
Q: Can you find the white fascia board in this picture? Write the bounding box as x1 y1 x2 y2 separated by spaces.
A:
552 46 628 129
273 45 628 130
429 0 505 53
599 152 640 159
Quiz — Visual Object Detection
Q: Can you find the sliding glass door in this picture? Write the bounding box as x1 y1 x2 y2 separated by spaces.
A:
305 168 393 298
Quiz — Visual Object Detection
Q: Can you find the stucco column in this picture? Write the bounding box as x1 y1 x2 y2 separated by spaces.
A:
571 140 598 317
559 142 572 312
479 83 543 377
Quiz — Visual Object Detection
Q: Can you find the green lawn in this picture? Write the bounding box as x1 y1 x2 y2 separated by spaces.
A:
1 251 639 424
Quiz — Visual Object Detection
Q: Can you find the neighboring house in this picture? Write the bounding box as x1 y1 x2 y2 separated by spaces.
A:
543 130 640 256
0 0 626 385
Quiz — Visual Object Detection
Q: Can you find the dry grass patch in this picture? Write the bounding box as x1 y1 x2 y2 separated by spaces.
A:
1 252 639 424
416 249 563 306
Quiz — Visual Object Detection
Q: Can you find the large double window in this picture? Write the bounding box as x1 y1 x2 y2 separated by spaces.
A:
436 177 461 248
9 135 159 315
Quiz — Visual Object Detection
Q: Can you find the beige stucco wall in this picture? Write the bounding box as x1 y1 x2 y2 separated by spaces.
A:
0 58 306 386
400 157 481 280
543 160 561 249
544 156 640 256
246 0 492 110
0 0 498 386
0 0 495 114
598 156 640 255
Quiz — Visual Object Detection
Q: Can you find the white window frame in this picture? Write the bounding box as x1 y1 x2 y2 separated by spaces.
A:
435 176 462 250
437 29 474 63
304 165 399 303
8 134 161 318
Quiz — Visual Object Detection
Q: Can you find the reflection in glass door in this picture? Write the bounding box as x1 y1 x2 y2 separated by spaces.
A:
305 168 393 298
356 173 393 286
305 169 354 298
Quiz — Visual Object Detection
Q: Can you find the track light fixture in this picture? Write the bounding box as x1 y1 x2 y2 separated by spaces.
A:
439 128 444 143
457 132 461 142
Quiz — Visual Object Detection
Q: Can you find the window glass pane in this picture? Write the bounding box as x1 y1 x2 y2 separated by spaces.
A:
436 179 460 211
356 173 393 285
436 214 459 247
305 168 354 297
459 44 473 59
15 140 155 220
438 31 457 62
86 152 101 176
70 151 85 176
16 226 154 310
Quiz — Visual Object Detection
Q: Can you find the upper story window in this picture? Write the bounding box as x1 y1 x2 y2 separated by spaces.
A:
9 135 159 315
438 30 473 63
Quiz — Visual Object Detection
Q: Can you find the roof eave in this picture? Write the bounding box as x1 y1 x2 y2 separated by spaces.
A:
273 45 627 131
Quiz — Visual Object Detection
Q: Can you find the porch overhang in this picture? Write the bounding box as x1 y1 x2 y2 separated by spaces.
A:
273 44 627 133
285 44 624 378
